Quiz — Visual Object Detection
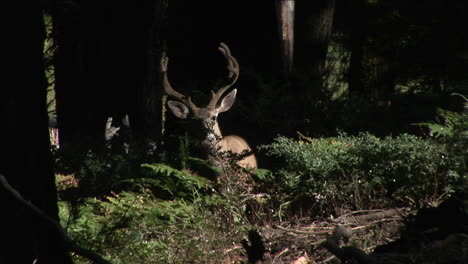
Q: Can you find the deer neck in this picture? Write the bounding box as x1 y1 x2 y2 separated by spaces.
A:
212 122 222 139
203 122 223 151
203 122 227 169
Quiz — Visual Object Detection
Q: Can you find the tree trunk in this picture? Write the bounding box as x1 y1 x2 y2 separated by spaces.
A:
0 3 72 263
53 0 99 155
294 0 336 98
131 0 167 157
347 0 367 95
276 0 295 78
53 1 162 159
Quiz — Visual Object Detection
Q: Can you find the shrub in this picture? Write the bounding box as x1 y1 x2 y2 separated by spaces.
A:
259 133 464 217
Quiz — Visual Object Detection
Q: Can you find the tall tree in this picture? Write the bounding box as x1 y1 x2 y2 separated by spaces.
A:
346 0 367 95
0 3 72 263
294 0 336 98
276 0 295 78
53 0 164 158
53 0 103 154
131 0 167 155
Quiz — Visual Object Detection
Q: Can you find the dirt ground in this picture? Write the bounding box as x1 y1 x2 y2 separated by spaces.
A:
241 195 467 264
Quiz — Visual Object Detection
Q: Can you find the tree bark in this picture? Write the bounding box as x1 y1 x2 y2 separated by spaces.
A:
53 0 162 158
294 0 336 97
131 0 167 156
53 0 99 155
347 0 367 95
0 3 72 263
276 0 295 78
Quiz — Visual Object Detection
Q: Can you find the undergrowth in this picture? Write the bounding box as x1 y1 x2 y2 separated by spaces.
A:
60 190 248 263
55 104 467 263
259 131 466 217
58 163 250 264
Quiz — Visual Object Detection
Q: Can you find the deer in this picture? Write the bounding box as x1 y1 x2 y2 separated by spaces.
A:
161 43 257 171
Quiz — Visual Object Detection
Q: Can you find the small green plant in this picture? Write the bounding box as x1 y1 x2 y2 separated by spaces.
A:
71 152 133 197
139 163 209 200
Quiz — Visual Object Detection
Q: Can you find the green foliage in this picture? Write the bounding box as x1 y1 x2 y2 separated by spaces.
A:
139 163 209 200
60 189 247 264
413 104 467 184
414 108 467 139
43 13 56 114
59 163 251 263
162 134 221 180
259 133 465 216
177 135 189 169
253 168 274 183
72 153 132 197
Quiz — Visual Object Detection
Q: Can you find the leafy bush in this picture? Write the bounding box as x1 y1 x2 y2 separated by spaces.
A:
259 133 465 217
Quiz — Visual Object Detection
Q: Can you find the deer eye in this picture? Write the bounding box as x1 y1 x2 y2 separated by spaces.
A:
211 116 216 121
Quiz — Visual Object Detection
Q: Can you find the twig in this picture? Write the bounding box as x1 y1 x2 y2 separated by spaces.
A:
0 174 112 264
275 225 331 236
316 254 337 264
333 208 408 224
272 248 289 264
352 218 402 231
224 244 242 254
310 238 327 247
333 209 388 220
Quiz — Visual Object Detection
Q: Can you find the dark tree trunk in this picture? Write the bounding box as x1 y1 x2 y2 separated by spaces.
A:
347 0 367 95
53 0 162 159
374 60 397 106
0 3 72 263
294 0 336 98
53 0 100 155
131 0 167 156
276 0 295 78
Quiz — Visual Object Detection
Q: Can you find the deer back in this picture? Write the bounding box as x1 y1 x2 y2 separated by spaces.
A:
219 135 257 168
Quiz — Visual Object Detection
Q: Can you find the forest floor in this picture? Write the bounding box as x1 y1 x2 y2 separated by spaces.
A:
241 196 467 264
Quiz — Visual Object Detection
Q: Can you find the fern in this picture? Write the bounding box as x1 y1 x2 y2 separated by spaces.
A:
59 187 248 263
140 163 209 199
413 108 465 138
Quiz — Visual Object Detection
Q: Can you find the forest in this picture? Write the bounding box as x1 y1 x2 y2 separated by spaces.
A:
0 0 467 263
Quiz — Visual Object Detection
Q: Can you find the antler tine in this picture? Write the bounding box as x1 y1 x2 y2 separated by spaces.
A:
207 43 240 110
161 55 198 112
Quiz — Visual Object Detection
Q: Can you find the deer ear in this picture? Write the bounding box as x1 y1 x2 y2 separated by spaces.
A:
167 100 189 119
218 89 237 113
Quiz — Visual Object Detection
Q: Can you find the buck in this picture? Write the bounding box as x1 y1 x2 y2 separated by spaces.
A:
161 43 257 170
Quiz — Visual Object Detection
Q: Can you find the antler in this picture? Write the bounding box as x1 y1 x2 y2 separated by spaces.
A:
207 43 240 110
161 54 199 112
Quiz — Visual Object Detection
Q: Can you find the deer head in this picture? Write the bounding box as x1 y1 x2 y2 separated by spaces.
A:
161 43 257 169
